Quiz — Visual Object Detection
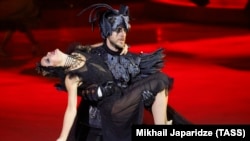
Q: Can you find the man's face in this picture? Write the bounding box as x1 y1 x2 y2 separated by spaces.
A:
107 26 127 50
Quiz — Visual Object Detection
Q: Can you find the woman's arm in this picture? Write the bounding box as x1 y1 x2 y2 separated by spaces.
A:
90 42 129 55
56 75 79 141
76 42 129 55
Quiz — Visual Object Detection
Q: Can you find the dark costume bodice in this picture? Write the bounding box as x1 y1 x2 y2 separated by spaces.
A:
89 43 165 88
90 43 167 88
90 44 140 87
67 50 114 88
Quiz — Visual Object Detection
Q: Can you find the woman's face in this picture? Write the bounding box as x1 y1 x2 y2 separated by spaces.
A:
41 49 64 67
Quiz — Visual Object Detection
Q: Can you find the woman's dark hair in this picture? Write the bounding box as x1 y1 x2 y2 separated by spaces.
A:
36 63 66 78
36 63 68 91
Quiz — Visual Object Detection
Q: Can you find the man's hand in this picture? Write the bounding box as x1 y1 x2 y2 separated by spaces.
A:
142 90 155 108
80 81 120 101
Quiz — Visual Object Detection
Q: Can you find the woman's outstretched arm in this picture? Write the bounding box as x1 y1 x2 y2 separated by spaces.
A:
56 75 79 141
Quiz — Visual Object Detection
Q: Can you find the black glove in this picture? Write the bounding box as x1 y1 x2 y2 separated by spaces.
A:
80 84 99 101
142 90 155 108
80 81 120 101
99 81 120 98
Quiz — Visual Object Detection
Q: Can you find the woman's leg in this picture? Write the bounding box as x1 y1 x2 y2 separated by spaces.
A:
151 89 172 125
152 89 167 124
113 72 173 125
136 72 173 125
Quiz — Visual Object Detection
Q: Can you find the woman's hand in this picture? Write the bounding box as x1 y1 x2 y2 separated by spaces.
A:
56 138 65 141
120 44 129 55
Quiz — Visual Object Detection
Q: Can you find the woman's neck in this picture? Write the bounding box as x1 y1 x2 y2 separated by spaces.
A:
61 53 69 67
64 53 86 71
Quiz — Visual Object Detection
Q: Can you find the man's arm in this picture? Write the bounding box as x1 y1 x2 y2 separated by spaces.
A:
79 81 121 102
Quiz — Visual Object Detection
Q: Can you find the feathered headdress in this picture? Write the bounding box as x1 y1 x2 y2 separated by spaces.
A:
77 3 130 39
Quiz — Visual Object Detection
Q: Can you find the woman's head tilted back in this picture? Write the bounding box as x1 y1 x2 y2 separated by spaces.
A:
40 49 67 67
36 48 67 78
